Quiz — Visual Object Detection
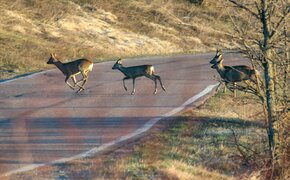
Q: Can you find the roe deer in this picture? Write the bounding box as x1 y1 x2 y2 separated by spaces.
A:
112 59 166 95
210 49 259 97
47 53 93 93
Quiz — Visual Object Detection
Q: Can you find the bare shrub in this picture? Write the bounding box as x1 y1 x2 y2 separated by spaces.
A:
187 0 204 6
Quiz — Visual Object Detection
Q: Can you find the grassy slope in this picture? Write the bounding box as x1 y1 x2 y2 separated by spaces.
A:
11 91 267 179
0 0 238 79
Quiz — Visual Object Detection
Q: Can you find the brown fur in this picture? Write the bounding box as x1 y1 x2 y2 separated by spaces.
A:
47 53 93 93
112 59 166 95
210 49 259 97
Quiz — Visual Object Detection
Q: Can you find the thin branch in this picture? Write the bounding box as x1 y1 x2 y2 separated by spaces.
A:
270 8 290 39
228 0 260 19
230 127 250 165
224 4 242 34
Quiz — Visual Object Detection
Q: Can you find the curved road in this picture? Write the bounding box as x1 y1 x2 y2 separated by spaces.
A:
0 52 245 177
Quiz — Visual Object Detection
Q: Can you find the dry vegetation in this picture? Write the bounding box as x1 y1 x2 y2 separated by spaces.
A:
0 0 238 79
10 91 270 179
2 0 287 179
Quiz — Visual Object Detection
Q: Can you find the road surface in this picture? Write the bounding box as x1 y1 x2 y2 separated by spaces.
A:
0 52 246 177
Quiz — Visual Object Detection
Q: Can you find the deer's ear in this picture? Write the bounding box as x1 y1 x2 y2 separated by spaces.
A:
50 53 57 58
117 59 122 64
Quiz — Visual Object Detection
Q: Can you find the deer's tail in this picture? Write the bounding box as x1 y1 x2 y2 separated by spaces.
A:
88 63 94 71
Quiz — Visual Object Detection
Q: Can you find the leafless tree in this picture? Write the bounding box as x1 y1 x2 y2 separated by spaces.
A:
223 0 289 178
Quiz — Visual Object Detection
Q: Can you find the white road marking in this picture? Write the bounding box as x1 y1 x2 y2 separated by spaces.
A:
0 83 218 177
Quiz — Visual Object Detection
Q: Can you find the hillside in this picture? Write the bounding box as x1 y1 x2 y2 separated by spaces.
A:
0 0 238 79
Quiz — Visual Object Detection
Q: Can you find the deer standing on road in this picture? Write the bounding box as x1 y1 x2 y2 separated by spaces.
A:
112 59 166 95
47 53 93 93
210 49 259 97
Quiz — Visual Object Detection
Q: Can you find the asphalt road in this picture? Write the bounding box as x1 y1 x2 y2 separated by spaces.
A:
0 52 246 177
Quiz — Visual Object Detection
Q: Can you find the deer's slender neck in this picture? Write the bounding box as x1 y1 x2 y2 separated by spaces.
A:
117 65 129 76
53 61 66 74
216 61 226 77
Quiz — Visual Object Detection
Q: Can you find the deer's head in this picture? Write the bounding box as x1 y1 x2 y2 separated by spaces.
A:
47 53 58 64
211 59 223 69
210 49 223 64
112 59 122 70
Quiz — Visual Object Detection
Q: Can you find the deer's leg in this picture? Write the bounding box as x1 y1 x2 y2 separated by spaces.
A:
75 77 84 85
154 75 166 92
77 71 88 93
131 78 136 95
75 74 86 87
71 76 77 87
216 81 222 92
233 82 237 97
76 79 86 93
123 77 130 91
78 69 89 82
77 82 86 93
65 76 75 90
145 75 157 94
154 78 158 94
224 82 227 93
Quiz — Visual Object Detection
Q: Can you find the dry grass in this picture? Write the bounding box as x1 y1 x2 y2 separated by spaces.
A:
0 0 241 80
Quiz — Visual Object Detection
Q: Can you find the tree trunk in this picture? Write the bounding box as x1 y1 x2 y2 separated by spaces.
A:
262 60 276 155
260 0 277 156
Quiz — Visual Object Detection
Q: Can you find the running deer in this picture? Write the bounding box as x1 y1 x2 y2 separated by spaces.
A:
210 49 259 97
47 53 93 93
112 59 166 95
